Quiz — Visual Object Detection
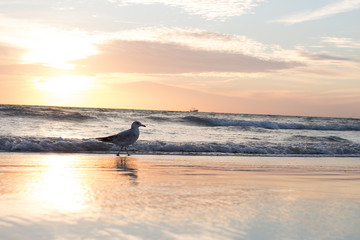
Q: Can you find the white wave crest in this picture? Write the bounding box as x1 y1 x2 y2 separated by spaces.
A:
1 136 359 156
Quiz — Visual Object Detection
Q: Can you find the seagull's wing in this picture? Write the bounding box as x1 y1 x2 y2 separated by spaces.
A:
115 129 137 143
97 129 135 144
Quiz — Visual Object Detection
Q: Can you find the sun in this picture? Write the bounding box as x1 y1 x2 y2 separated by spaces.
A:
20 28 100 70
34 75 95 106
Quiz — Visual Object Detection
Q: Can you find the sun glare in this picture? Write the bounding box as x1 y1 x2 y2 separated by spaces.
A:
35 75 94 93
21 29 99 70
34 75 95 106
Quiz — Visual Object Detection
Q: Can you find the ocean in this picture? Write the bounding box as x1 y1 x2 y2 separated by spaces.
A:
1 104 359 156
1 104 360 240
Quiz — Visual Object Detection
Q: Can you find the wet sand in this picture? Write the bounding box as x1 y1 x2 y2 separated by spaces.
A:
0 153 360 239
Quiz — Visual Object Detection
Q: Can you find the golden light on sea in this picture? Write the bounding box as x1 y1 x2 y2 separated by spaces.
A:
32 155 89 212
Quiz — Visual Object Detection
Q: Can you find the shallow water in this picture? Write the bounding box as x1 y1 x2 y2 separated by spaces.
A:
0 153 360 239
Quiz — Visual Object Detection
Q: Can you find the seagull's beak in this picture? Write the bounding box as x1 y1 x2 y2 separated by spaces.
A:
141 124 146 127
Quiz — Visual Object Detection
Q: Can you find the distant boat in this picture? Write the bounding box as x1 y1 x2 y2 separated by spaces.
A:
189 107 199 112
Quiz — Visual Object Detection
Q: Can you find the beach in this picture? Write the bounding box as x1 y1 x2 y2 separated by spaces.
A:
1 153 359 240
2 0 360 238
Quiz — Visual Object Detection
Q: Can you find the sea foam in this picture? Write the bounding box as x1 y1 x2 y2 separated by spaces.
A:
1 136 359 156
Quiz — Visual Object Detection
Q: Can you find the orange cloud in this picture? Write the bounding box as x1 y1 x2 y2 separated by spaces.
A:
73 40 301 74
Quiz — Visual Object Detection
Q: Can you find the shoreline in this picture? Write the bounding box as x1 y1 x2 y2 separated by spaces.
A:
1 152 360 239
1 151 360 158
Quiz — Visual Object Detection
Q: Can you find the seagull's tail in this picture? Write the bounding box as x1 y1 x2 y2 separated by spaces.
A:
96 136 114 143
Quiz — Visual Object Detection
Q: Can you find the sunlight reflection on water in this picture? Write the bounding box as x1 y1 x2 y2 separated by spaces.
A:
0 154 360 239
31 156 90 212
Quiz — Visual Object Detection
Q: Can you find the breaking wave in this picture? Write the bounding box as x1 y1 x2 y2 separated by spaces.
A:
0 105 96 122
1 136 359 156
183 116 360 131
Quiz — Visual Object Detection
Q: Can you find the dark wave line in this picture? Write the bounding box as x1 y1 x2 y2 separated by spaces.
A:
0 105 96 122
183 116 360 131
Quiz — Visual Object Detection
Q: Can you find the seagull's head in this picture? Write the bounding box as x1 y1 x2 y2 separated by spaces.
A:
132 121 146 129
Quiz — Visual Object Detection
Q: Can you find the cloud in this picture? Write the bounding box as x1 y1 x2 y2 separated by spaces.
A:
0 44 67 79
111 0 264 20
0 42 24 65
73 39 300 74
0 43 53 78
0 17 304 76
109 27 308 64
0 41 71 79
301 52 351 61
321 37 360 48
0 15 106 69
274 0 360 24
1 16 354 80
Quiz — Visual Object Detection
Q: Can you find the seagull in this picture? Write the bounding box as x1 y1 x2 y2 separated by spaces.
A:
97 121 146 156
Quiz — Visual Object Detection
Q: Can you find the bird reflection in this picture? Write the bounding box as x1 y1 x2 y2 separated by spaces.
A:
114 157 138 182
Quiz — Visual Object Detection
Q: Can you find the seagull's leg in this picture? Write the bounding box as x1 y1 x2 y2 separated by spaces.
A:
117 146 123 156
125 147 130 156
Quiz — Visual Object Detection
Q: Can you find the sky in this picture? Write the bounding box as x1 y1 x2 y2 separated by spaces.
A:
0 0 359 117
